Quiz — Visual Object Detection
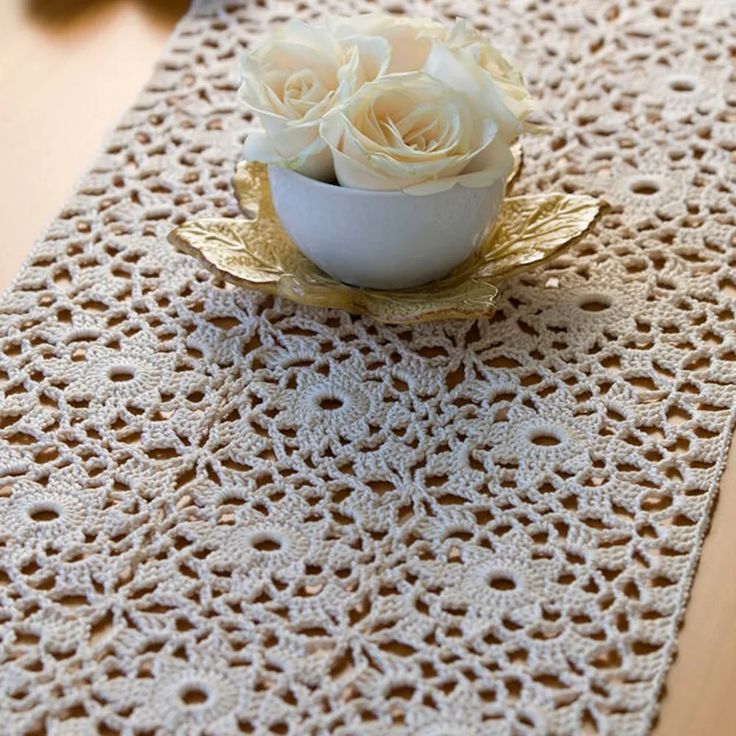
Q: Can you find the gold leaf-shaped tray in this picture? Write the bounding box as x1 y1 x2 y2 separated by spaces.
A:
169 158 600 323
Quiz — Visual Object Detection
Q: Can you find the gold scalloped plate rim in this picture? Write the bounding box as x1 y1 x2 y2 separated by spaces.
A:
169 159 601 324
170 228 501 323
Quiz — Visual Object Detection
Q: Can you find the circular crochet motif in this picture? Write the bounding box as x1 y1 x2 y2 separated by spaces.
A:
1 482 88 546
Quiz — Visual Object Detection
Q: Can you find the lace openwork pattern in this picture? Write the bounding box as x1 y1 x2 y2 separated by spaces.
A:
1 1 734 734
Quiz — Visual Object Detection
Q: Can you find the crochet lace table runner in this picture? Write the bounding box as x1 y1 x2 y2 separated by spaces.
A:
1 1 734 734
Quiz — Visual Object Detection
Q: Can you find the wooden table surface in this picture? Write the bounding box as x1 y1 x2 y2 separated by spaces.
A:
0 2 734 734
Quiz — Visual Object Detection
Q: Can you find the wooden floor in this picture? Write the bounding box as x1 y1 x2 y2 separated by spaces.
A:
0 2 734 734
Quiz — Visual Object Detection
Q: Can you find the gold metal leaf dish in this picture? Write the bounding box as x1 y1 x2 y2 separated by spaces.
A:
169 159 600 324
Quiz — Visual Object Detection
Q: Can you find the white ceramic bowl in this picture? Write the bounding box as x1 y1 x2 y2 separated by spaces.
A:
268 165 506 290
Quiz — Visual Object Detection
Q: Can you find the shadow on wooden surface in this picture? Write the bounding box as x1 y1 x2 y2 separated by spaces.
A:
26 0 190 27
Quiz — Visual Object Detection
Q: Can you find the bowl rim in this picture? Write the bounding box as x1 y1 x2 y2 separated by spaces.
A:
266 163 505 201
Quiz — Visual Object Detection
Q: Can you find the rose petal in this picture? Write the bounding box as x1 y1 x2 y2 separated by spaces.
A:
332 147 419 190
424 42 521 143
328 13 447 73
339 34 391 83
403 136 514 195
242 128 279 164
243 128 334 181
447 19 539 126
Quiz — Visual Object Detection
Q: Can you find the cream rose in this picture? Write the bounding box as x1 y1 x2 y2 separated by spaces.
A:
320 72 514 195
327 14 535 124
238 20 388 180
328 13 447 74
423 38 521 146
239 15 540 194
447 20 537 126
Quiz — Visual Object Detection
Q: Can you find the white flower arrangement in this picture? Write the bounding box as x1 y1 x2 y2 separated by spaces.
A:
238 14 539 196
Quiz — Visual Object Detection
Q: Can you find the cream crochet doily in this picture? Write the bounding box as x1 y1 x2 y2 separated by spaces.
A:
1 1 735 734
